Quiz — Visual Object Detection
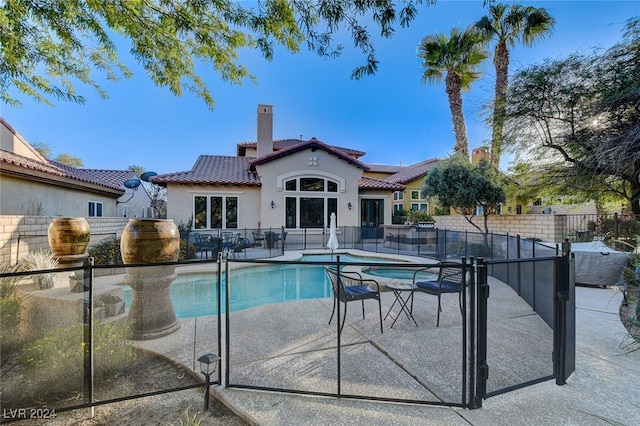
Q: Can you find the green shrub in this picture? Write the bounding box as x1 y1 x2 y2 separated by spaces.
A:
392 210 408 225
20 320 136 398
90 238 196 263
89 238 123 265
624 252 640 287
406 210 434 224
447 241 490 257
179 239 196 261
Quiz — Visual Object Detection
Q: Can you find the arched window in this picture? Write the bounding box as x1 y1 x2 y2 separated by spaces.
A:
284 177 338 229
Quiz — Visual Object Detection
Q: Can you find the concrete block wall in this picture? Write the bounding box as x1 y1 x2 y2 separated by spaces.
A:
0 215 129 265
432 214 564 242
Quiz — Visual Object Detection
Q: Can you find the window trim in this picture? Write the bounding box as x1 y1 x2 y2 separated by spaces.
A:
88 201 103 217
193 194 239 229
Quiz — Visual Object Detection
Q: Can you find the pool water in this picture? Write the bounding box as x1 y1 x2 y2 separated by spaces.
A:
123 263 332 318
122 254 405 318
362 267 438 281
299 253 394 263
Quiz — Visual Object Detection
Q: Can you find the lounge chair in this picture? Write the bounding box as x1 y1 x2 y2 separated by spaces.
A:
412 262 467 327
325 267 383 334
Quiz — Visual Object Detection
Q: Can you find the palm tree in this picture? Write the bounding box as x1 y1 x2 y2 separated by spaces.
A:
475 3 555 167
417 27 488 159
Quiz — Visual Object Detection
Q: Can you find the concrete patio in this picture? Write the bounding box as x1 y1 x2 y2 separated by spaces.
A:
125 260 640 425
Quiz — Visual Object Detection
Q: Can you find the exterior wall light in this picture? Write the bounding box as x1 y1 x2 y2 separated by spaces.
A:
271 201 275 209
348 202 352 210
197 353 220 410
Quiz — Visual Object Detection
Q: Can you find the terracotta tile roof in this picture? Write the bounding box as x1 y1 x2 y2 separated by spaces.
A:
79 168 139 190
238 138 366 158
249 138 369 170
366 164 405 174
383 158 439 184
358 176 405 191
0 150 128 192
151 156 260 186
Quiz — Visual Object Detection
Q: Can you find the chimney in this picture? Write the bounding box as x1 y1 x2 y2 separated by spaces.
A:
257 104 273 158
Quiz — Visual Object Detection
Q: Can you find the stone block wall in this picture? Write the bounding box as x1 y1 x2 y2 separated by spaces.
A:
0 215 129 265
431 214 565 242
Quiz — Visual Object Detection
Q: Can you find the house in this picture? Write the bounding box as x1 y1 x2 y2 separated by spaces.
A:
151 105 413 238
0 117 151 218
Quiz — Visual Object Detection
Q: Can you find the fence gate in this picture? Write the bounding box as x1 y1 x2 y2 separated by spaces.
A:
474 248 574 406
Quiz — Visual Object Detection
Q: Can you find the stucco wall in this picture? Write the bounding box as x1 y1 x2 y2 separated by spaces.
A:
0 215 130 265
257 149 364 228
165 183 262 230
0 175 120 217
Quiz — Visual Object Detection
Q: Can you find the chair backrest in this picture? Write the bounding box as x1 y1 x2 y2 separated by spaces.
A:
325 267 341 295
438 263 467 289
325 267 365 292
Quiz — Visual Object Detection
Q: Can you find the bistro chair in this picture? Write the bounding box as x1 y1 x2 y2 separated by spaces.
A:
252 231 265 247
412 262 467 327
325 267 383 334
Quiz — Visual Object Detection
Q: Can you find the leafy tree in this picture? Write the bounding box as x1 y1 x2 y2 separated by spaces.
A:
475 2 555 167
422 154 506 234
31 141 83 166
54 153 84 167
127 165 145 177
31 142 52 158
417 26 488 159
503 17 640 215
1 0 434 108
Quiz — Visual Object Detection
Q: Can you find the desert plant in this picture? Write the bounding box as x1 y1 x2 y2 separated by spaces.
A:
20 320 135 399
18 249 58 289
1 263 26 353
170 406 206 426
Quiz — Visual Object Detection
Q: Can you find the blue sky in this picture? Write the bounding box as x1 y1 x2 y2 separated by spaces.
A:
1 1 637 175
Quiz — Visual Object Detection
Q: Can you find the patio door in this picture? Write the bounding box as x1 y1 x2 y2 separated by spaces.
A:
360 199 383 239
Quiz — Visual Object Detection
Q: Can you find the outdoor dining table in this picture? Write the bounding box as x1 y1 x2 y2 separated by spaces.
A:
384 281 419 328
264 231 280 249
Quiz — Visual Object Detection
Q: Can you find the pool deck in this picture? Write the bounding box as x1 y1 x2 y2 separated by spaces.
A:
116 250 640 426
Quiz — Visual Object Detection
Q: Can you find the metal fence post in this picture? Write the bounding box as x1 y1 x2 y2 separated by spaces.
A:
84 257 94 413
554 241 572 385
474 257 488 408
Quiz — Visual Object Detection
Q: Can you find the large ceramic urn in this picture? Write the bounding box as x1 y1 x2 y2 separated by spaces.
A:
121 219 180 340
48 217 90 257
47 217 91 292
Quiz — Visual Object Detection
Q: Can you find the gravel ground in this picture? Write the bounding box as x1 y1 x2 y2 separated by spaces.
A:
11 389 249 426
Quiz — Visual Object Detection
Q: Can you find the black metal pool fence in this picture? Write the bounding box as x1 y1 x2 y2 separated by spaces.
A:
0 237 574 421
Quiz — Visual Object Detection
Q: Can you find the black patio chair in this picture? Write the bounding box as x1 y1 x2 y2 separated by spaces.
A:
412 262 467 327
325 267 383 334
252 231 265 247
188 232 210 258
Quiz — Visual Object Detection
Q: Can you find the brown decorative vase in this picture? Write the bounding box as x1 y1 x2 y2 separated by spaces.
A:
121 219 180 340
47 217 90 256
47 217 90 292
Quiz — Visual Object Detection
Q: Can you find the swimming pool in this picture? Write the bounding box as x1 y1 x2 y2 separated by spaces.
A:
123 254 404 318
299 253 395 263
362 266 438 281
123 263 333 318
